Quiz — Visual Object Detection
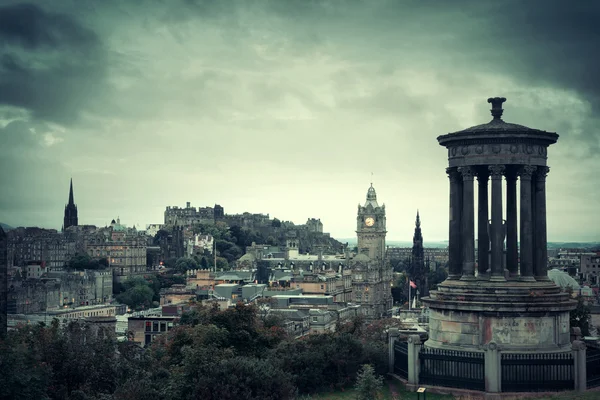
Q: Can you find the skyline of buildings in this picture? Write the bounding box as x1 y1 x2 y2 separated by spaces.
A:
1 177 597 245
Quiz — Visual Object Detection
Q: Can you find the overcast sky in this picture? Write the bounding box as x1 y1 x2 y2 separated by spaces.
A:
0 0 599 242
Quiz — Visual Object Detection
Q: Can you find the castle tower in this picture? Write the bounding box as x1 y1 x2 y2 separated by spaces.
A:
63 178 78 230
423 97 576 352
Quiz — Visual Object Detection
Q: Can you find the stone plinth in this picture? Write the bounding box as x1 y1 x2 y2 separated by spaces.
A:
423 279 576 352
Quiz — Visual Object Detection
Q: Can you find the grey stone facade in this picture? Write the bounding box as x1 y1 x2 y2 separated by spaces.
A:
423 97 576 353
352 185 393 319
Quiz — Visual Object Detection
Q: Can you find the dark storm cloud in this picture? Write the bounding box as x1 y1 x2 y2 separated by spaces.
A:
0 3 97 48
0 3 108 125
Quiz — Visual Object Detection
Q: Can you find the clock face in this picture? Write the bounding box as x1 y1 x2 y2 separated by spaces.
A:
365 217 375 227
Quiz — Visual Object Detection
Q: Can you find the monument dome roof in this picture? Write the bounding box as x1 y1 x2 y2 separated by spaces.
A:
353 253 370 262
448 97 548 135
548 268 580 291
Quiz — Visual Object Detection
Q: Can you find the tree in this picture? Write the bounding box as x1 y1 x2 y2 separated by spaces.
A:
271 218 281 228
67 254 108 271
175 257 198 274
570 295 592 336
200 257 209 269
116 277 155 310
354 364 384 400
216 257 229 270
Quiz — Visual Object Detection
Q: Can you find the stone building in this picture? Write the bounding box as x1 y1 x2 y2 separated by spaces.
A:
7 268 113 313
305 218 324 233
86 226 147 283
128 316 176 346
581 254 600 283
6 227 76 272
352 184 393 319
164 202 222 226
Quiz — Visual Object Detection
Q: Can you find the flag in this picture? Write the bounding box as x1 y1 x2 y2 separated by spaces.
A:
410 280 417 289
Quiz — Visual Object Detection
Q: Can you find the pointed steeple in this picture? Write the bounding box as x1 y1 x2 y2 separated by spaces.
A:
68 178 75 205
63 178 78 230
416 209 421 228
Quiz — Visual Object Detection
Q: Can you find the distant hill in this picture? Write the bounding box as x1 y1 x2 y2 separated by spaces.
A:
338 237 599 250
337 238 448 248
0 222 13 231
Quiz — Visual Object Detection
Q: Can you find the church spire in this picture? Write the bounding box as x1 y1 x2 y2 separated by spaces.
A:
68 178 75 205
416 209 421 228
63 178 78 231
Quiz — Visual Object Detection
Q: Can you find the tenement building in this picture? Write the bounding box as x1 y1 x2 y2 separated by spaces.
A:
85 222 147 283
423 97 576 352
352 184 393 318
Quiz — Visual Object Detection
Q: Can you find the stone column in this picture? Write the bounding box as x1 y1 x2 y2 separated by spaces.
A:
388 328 399 374
505 170 518 278
572 340 587 392
407 334 422 389
476 169 489 278
519 165 536 281
447 167 463 280
458 166 475 280
534 167 550 281
484 342 500 393
489 165 506 281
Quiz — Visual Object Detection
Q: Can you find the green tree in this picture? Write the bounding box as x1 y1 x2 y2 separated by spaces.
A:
216 257 229 270
200 257 209 269
116 277 155 310
570 295 592 336
354 364 384 400
175 257 198 274
271 218 281 228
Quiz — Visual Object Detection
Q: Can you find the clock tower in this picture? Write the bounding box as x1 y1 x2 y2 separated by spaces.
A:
356 184 387 260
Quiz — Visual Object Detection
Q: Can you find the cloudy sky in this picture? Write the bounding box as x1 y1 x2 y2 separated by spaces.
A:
0 0 599 242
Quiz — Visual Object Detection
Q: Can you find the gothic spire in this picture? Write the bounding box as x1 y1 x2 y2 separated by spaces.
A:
416 209 421 228
63 178 78 230
68 178 75 205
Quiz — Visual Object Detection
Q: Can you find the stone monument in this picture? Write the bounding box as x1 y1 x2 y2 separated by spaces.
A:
423 97 576 352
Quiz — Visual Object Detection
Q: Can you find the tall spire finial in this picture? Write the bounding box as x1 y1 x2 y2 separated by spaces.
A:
370 172 373 187
68 178 75 205
416 209 421 227
487 97 506 120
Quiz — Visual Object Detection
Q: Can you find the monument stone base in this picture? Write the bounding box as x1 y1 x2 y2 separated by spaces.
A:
423 279 577 352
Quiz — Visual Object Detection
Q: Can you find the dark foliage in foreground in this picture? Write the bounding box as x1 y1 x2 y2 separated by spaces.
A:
0 303 388 400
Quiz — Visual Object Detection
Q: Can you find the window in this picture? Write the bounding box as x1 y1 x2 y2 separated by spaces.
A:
160 322 166 332
320 285 324 290
145 321 151 332
312 317 318 322
153 321 159 332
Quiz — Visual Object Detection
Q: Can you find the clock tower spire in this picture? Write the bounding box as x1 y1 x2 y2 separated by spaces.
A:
356 183 386 260
352 183 393 319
